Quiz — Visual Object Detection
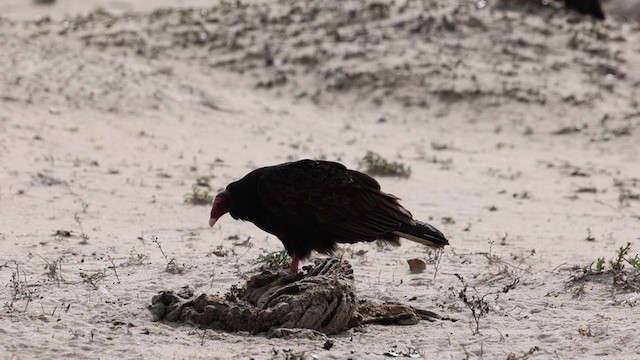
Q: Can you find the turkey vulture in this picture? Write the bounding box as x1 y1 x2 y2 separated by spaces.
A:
209 160 449 273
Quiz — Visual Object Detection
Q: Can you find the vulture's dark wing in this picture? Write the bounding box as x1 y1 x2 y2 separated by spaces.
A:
256 160 414 241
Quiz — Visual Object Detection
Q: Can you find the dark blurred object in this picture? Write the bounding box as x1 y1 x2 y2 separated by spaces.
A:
33 0 56 4
565 0 606 19
604 0 640 21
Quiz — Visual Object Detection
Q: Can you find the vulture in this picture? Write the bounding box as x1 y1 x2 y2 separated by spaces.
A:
209 160 449 273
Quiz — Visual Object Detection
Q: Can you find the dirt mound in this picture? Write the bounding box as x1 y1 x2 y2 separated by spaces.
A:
149 258 451 336
6 0 638 115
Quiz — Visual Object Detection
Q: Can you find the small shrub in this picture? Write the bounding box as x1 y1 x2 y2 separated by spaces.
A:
575 242 640 291
441 216 455 225
152 236 185 274
195 176 211 187
626 254 640 271
610 242 631 271
583 257 605 273
359 151 411 178
184 187 214 205
256 250 291 270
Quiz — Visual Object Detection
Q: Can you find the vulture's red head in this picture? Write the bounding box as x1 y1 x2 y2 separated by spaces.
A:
209 190 232 227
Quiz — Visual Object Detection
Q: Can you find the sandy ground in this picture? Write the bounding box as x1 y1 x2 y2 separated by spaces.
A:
1 0 640 359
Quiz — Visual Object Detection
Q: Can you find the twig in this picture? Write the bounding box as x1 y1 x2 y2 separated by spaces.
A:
58 258 63 285
432 248 444 281
456 273 518 335
80 270 107 289
107 255 120 283
195 328 207 346
36 255 65 286
152 236 170 264
74 212 90 244
234 240 254 263
551 262 569 273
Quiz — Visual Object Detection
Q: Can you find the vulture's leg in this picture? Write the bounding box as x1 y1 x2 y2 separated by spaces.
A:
290 255 299 274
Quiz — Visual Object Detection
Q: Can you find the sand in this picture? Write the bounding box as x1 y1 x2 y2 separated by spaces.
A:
1 0 639 359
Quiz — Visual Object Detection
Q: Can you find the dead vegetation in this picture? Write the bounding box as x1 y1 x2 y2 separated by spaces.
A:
505 346 541 360
455 273 519 335
107 255 120 283
614 178 640 206
4 261 34 312
79 270 108 289
152 236 185 274
449 240 534 335
36 255 64 286
121 249 151 267
31 172 65 186
74 213 90 245
53 229 73 238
